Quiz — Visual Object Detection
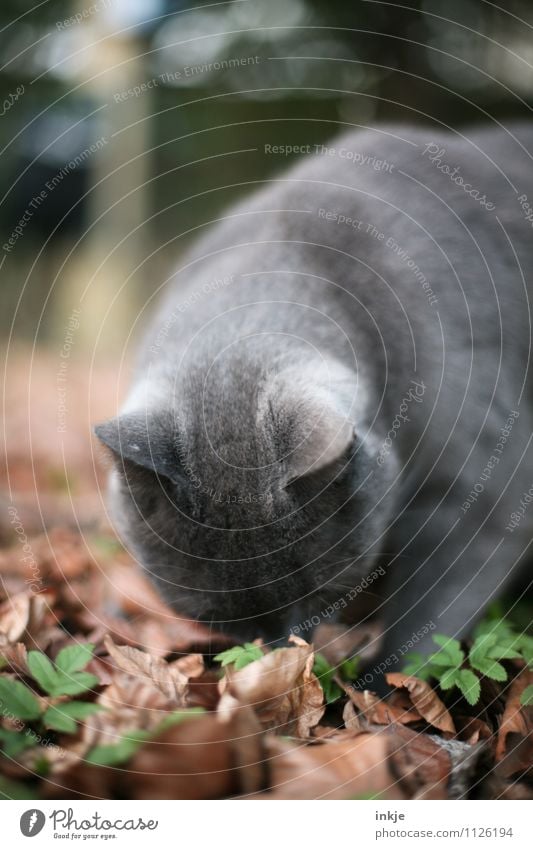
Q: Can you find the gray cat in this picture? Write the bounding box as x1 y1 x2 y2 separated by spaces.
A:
96 124 533 680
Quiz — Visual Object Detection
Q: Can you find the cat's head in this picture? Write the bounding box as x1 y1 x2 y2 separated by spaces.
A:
95 361 392 646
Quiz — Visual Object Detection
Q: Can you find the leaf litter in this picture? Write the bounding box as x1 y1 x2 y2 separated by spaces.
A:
0 525 531 800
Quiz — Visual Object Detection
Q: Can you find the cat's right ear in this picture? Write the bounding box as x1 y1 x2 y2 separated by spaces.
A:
94 411 185 484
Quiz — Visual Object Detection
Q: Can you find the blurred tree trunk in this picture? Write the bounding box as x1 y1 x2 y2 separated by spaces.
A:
61 4 151 355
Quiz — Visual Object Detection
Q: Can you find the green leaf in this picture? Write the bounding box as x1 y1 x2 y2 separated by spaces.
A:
339 656 359 680
520 684 533 706
0 728 37 757
312 654 342 703
438 667 460 691
430 635 464 666
27 651 60 695
428 652 454 669
28 647 98 697
43 702 103 734
34 755 50 777
51 671 99 697
0 775 38 800
320 678 342 703
86 730 150 766
469 656 508 682
402 652 433 679
350 791 384 800
469 632 497 655
517 635 533 665
473 614 511 640
214 643 264 670
214 646 242 666
62 701 103 719
0 676 42 720
42 707 77 734
234 649 263 670
456 669 481 705
55 643 95 675
486 644 522 661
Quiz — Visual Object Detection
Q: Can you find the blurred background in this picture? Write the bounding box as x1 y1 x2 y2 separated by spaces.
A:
1 0 533 534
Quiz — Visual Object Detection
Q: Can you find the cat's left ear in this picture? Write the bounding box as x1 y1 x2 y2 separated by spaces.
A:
94 411 183 483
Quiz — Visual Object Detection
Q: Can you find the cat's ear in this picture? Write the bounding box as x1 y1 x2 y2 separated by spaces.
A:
265 362 358 488
283 412 356 487
94 411 183 483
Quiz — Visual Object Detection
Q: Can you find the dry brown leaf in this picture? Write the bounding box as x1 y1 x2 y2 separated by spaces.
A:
187 668 223 711
0 593 32 643
343 699 368 733
494 732 533 781
169 653 204 679
0 591 51 646
386 724 451 798
41 763 116 800
23 529 93 582
413 779 450 799
454 715 493 745
73 670 180 760
103 635 190 705
218 639 324 737
343 684 422 727
496 668 533 761
126 707 265 799
0 640 29 674
386 672 456 734
252 731 406 799
102 559 218 650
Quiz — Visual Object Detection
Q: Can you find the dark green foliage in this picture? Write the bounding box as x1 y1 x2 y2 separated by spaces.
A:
403 611 533 706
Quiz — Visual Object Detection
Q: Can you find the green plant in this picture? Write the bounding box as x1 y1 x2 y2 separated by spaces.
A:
0 775 38 800
402 614 533 706
214 643 264 670
521 684 533 706
312 653 359 703
0 643 102 757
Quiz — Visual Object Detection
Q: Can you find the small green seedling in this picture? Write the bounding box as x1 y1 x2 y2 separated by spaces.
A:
214 643 264 670
402 613 533 706
313 653 359 704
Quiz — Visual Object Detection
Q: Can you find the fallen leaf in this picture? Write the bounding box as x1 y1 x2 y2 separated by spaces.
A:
454 715 493 745
343 699 368 733
77 670 180 758
386 672 456 734
386 725 451 798
0 641 29 674
169 653 204 680
252 732 406 799
126 707 265 799
218 639 324 737
103 635 190 705
496 668 533 761
494 732 533 781
0 591 52 647
343 684 422 727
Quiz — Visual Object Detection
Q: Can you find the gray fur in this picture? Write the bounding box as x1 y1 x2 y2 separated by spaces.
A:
95 124 533 670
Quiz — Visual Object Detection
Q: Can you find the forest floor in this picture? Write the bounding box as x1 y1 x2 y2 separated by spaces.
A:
0 349 531 800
